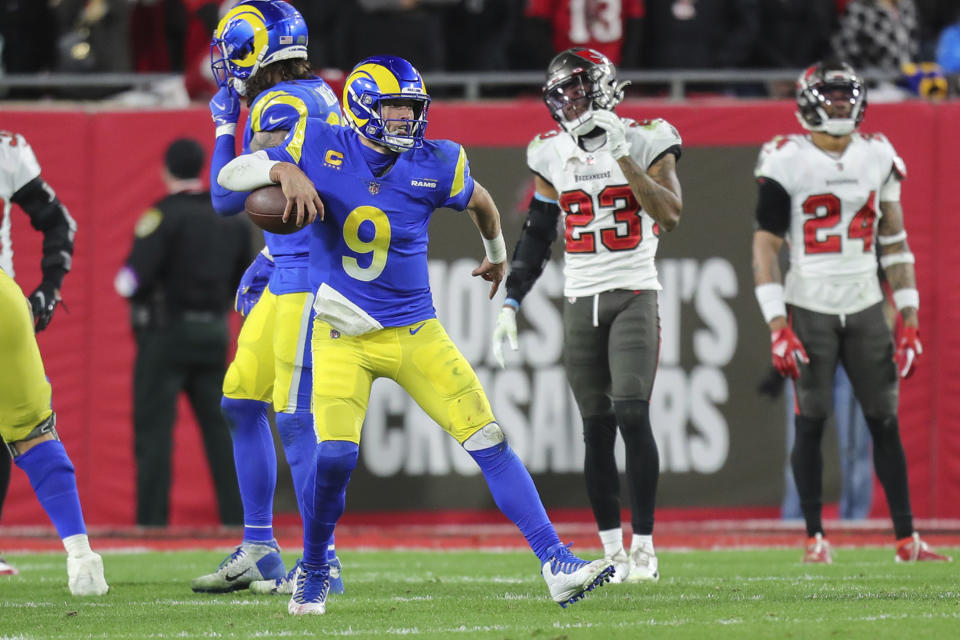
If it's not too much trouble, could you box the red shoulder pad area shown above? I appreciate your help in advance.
[535,130,562,141]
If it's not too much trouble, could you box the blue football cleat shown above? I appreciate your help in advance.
[249,557,301,595]
[191,540,285,593]
[328,555,344,595]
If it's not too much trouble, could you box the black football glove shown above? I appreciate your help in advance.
[756,365,786,399]
[28,281,60,332]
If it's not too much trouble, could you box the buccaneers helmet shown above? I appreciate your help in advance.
[543,47,628,135]
[796,61,866,137]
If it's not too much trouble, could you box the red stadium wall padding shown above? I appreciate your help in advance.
[931,102,960,517]
[0,100,955,525]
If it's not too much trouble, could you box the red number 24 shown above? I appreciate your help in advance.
[802,191,876,254]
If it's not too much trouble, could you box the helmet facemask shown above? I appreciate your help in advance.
[796,63,866,137]
[374,96,431,152]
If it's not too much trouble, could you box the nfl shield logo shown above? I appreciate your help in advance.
[329,329,340,339]
[368,181,380,195]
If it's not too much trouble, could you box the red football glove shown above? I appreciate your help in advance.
[895,325,923,379]
[771,327,809,379]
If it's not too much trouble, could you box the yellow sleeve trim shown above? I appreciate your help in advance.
[449,145,467,199]
[250,91,309,163]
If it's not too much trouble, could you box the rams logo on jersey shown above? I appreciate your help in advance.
[410,179,437,188]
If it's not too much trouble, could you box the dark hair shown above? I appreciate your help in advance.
[164,138,205,179]
[244,59,315,106]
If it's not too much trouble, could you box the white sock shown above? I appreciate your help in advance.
[598,527,624,556]
[631,534,654,553]
[63,533,92,557]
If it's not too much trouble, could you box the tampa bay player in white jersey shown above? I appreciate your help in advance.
[0,130,108,593]
[490,47,683,583]
[752,60,950,564]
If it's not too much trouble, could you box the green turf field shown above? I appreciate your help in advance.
[1,548,958,639]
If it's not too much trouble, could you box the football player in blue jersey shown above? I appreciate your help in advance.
[219,55,616,615]
[191,0,343,595]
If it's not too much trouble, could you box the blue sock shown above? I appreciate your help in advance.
[276,412,336,559]
[469,442,561,564]
[302,440,357,566]
[15,440,86,539]
[275,411,316,520]
[221,397,275,543]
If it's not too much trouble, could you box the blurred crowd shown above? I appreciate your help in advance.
[1,0,959,101]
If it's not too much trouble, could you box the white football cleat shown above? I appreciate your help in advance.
[0,556,19,576]
[624,542,659,583]
[605,548,630,583]
[67,552,109,596]
[541,543,615,607]
[288,563,330,616]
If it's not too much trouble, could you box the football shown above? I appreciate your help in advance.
[244,185,303,235]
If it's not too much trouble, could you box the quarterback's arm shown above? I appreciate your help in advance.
[465,181,506,300]
[210,131,292,215]
[217,149,322,226]
[877,200,918,328]
[503,174,560,309]
[619,150,682,232]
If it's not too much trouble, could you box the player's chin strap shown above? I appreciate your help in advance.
[4,413,59,459]
[571,114,608,153]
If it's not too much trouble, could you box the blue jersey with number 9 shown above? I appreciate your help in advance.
[264,117,475,327]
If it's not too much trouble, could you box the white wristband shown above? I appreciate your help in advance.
[483,231,507,264]
[217,150,279,191]
[878,230,907,246]
[879,251,915,269]
[755,283,787,324]
[215,123,237,137]
[893,288,919,311]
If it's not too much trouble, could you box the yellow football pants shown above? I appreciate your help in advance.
[0,269,53,444]
[311,318,495,444]
[222,286,315,413]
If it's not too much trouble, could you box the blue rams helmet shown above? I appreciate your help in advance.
[342,56,431,153]
[210,0,308,95]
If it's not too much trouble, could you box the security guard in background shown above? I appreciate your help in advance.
[115,138,250,526]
